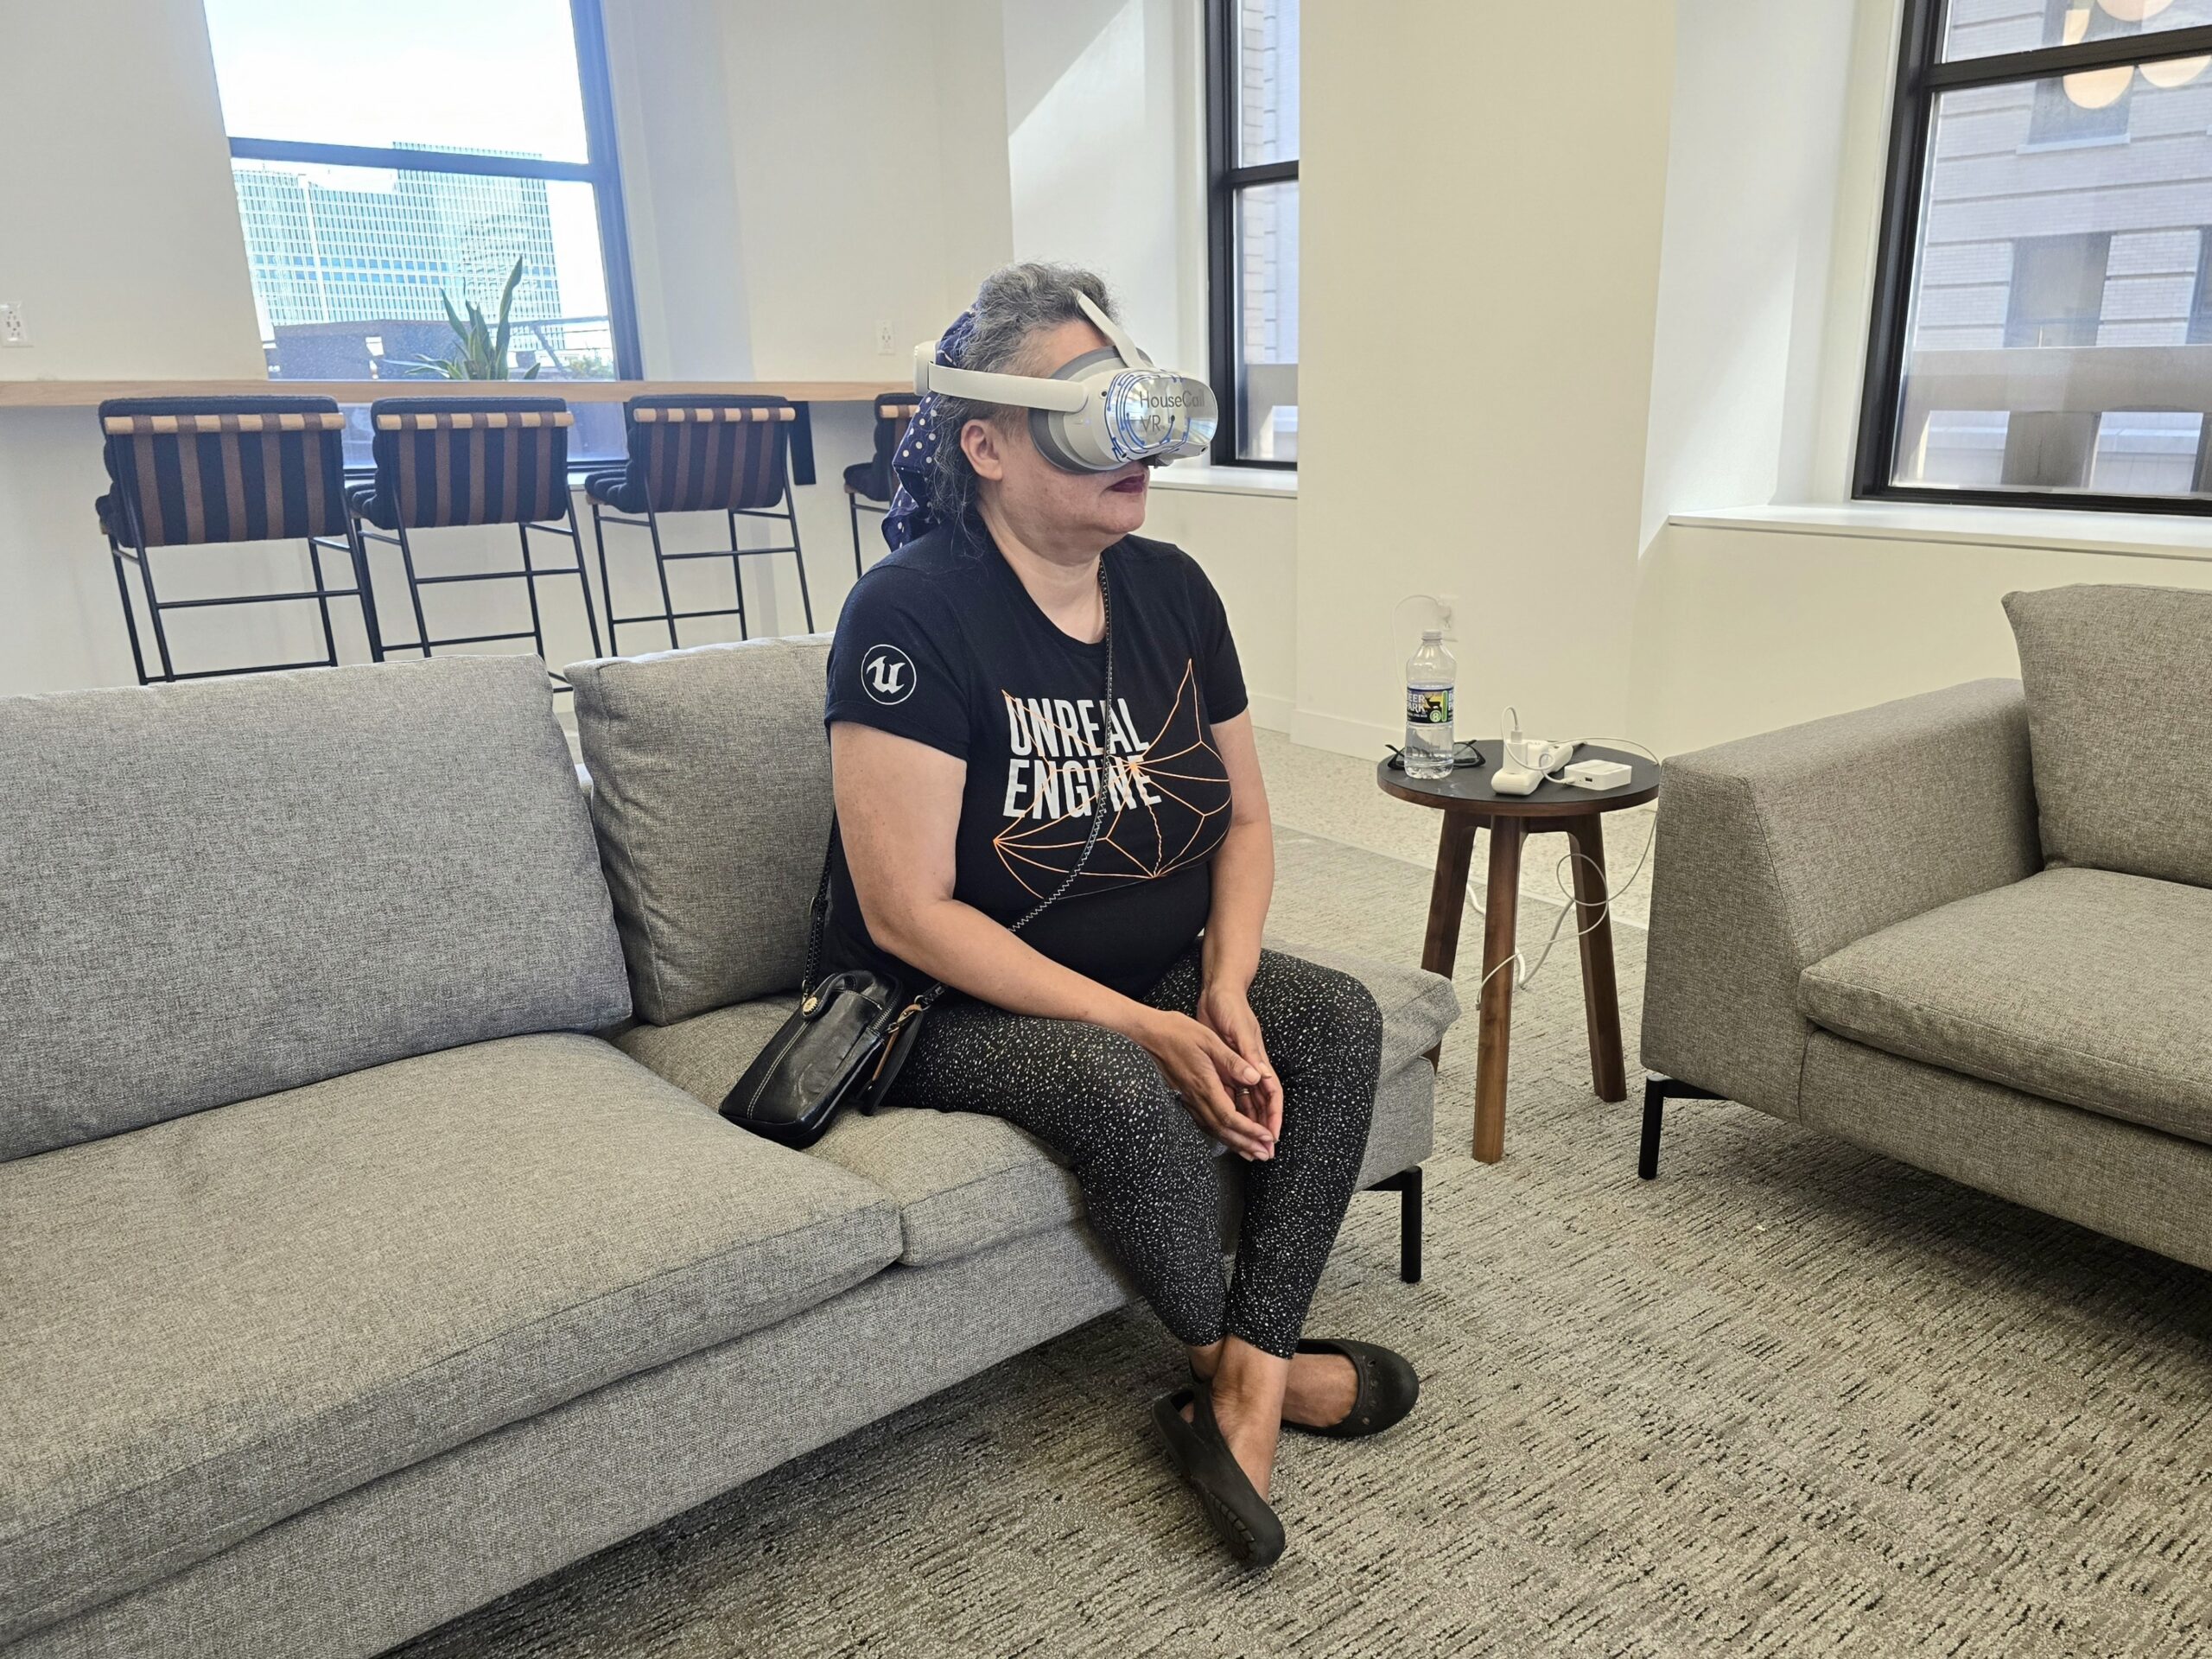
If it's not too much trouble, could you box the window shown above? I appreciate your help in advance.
[1859,0,2212,511]
[201,0,639,389]
[1205,0,1300,466]
[2004,232,2111,346]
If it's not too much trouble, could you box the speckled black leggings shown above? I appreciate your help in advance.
[886,944,1383,1358]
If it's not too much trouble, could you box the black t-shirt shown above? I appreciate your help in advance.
[821,524,1248,1000]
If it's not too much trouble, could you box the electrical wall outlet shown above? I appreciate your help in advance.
[1435,592,1459,632]
[875,320,895,355]
[0,303,28,347]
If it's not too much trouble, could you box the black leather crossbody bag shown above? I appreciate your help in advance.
[720,568,1116,1148]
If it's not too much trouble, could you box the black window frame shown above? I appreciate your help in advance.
[213,0,643,381]
[1204,0,1298,470]
[1858,0,2212,516]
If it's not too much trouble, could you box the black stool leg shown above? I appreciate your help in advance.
[785,494,814,632]
[724,508,749,641]
[304,537,340,668]
[393,523,434,658]
[1641,1076,1724,1180]
[346,521,385,664]
[131,537,181,683]
[564,498,604,657]
[645,510,680,651]
[849,493,865,581]
[590,498,620,656]
[107,536,152,687]
[516,523,550,663]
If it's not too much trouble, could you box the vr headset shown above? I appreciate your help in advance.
[914,291,1218,473]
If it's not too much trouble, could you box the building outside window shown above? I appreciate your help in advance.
[1862,0,2212,510]
[200,0,637,394]
[1206,0,1300,465]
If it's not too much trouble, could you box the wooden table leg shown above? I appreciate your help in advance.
[1473,817,1523,1163]
[1420,814,1478,1068]
[1564,813,1627,1103]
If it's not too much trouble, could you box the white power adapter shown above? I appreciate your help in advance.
[1562,759,1634,791]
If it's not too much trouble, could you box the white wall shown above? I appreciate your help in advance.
[1637,514,2212,754]
[1001,0,1206,372]
[603,0,757,381]
[1638,0,1860,545]
[1293,0,1678,756]
[1143,480,1297,731]
[0,0,263,384]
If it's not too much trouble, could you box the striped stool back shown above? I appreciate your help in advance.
[362,397,574,530]
[620,396,795,514]
[98,397,350,548]
[869,394,921,500]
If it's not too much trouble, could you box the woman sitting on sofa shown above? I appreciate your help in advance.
[819,262,1416,1567]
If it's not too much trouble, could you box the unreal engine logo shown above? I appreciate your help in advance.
[861,644,917,705]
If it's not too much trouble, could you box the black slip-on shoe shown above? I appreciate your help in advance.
[1282,1338,1420,1439]
[1150,1386,1287,1567]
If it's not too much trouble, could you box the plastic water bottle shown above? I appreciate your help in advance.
[1404,631,1456,779]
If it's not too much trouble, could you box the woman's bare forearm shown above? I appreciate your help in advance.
[1200,816,1274,995]
[872,896,1157,1040]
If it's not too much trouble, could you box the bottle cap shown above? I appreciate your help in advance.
[1421,628,1443,641]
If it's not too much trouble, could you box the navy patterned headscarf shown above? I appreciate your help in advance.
[882,305,978,552]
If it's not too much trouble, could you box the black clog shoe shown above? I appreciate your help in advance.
[1282,1338,1420,1439]
[1150,1386,1287,1567]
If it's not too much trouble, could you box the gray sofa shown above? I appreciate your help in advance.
[1639,583,2212,1274]
[2,643,1458,1659]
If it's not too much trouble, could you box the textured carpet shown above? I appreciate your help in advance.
[395,826,2212,1659]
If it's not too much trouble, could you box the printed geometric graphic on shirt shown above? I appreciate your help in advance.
[991,659,1232,899]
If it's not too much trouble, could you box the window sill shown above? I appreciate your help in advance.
[1150,463,1298,499]
[1669,501,2212,563]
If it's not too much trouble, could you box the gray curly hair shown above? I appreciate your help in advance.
[930,262,1116,533]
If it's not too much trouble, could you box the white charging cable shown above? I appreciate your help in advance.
[1465,734,1662,996]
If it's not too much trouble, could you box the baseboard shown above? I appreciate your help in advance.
[1246,690,1293,733]
[1289,705,1396,761]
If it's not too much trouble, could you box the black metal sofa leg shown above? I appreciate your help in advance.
[1371,1166,1423,1284]
[1640,1076,1724,1180]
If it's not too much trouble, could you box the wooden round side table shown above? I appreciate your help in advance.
[1376,744,1661,1163]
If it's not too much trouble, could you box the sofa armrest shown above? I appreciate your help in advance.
[1638,678,2038,1120]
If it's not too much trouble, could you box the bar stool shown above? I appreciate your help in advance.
[845,392,920,576]
[347,396,602,684]
[94,395,382,683]
[584,395,812,652]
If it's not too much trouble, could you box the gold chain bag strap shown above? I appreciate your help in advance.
[720,567,1116,1147]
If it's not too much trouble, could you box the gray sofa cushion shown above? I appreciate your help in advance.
[0,657,631,1163]
[1800,867,2212,1148]
[568,638,834,1024]
[615,939,1453,1267]
[2005,584,2212,889]
[0,1033,900,1646]
[617,996,1084,1268]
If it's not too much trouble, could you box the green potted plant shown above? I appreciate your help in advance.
[397,257,543,380]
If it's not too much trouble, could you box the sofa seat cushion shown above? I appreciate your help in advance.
[1799,868,2212,1148]
[0,1034,900,1647]
[614,939,1456,1268]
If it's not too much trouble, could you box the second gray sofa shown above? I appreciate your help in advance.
[1638,583,2212,1277]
